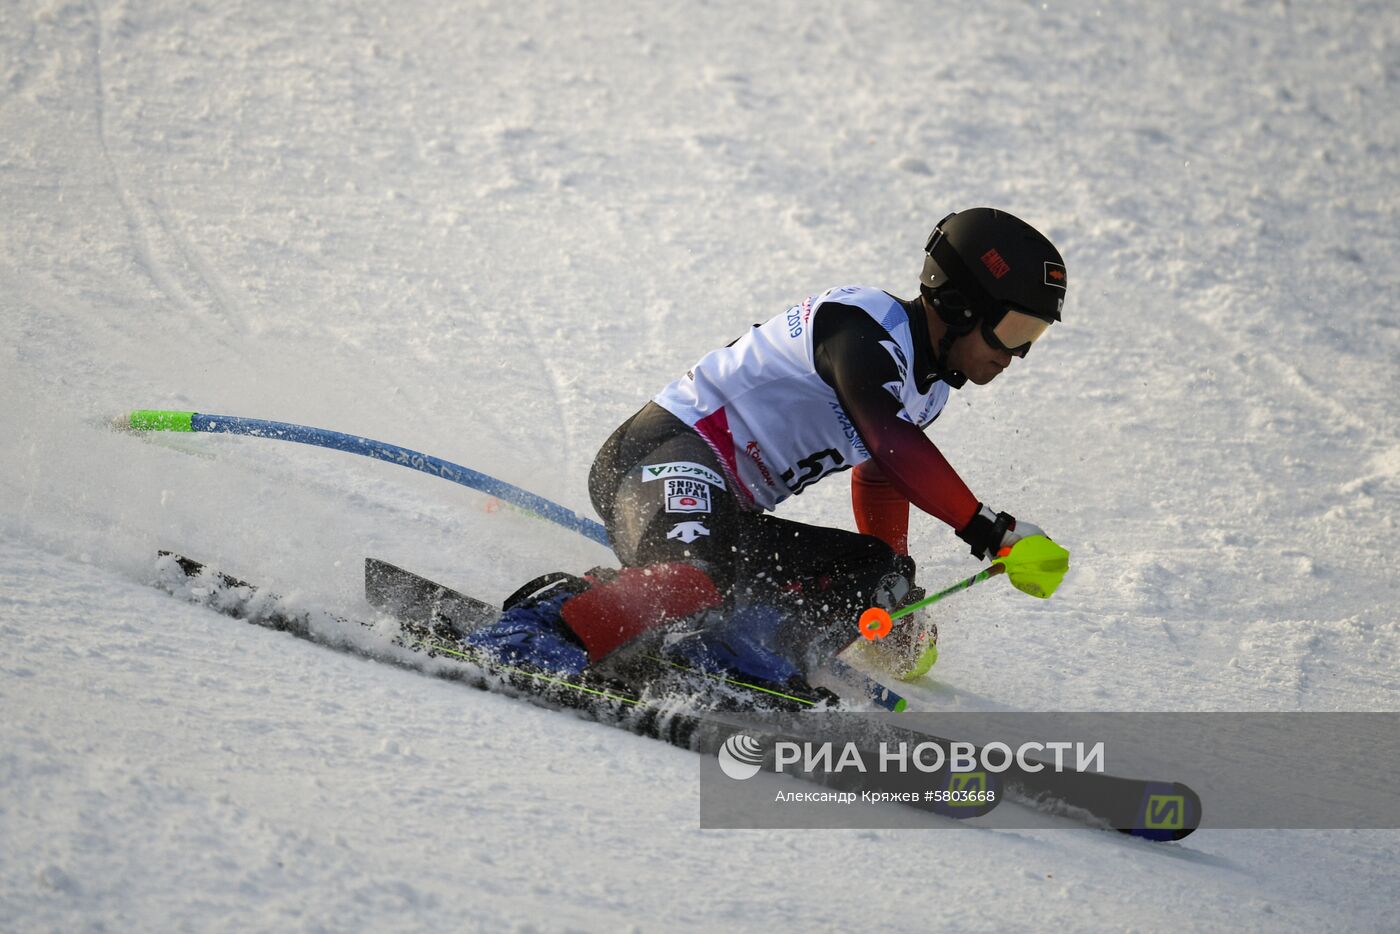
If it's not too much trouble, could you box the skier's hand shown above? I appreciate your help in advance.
[998,518,1047,556]
[956,504,1052,560]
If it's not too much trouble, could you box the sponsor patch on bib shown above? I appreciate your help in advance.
[641,461,727,490]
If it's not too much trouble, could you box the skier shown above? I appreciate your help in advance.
[468,208,1069,692]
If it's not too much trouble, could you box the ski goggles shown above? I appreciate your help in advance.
[983,307,1052,358]
[939,286,1053,357]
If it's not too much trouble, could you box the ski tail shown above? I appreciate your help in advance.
[363,558,498,637]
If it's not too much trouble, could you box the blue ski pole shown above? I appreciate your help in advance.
[115,409,610,546]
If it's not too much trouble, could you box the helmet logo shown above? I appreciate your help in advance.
[980,248,1011,279]
[1044,262,1067,289]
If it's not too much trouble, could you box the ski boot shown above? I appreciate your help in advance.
[662,603,841,706]
[461,573,592,675]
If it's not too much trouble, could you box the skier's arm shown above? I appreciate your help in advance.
[812,305,981,540]
[851,459,913,554]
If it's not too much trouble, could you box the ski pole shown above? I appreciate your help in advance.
[825,657,907,712]
[858,535,1070,641]
[113,409,612,546]
[858,565,1005,641]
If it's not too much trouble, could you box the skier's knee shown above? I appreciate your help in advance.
[560,563,723,661]
[875,553,919,609]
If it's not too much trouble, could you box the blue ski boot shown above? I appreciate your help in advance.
[663,603,804,688]
[462,579,589,676]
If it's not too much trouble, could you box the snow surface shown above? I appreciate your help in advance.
[2,0,1399,929]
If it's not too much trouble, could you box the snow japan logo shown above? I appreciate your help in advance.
[718,734,765,780]
[664,478,711,514]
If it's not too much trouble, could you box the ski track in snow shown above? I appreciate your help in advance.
[2,0,1399,930]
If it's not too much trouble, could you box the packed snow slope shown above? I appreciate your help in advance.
[3,0,1399,929]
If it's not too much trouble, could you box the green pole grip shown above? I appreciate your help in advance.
[127,410,195,432]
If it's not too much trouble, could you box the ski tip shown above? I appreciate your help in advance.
[1122,782,1203,842]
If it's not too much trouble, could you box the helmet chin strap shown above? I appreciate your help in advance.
[923,287,971,389]
[935,329,969,389]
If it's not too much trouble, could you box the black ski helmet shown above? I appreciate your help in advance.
[920,207,1066,335]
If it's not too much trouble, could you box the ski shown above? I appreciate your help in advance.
[152,552,1001,823]
[1003,752,1200,842]
[359,559,1201,841]
[363,557,499,641]
[154,553,1200,839]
